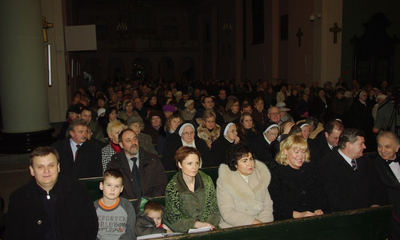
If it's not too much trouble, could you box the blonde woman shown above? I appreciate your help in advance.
[269,135,328,220]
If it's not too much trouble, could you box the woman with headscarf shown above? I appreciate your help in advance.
[348,90,375,151]
[252,122,280,167]
[211,123,240,166]
[161,123,214,171]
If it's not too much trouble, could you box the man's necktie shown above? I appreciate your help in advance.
[351,159,358,171]
[130,157,141,198]
[75,144,80,161]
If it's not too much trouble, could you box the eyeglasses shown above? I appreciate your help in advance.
[205,120,215,124]
[269,112,280,116]
[182,131,195,136]
[329,135,340,141]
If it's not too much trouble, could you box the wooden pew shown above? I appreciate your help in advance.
[132,205,391,240]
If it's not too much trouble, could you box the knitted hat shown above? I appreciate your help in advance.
[276,101,290,112]
[126,115,144,126]
[148,110,164,120]
[162,104,176,112]
[68,104,82,114]
[97,108,106,117]
[185,100,194,108]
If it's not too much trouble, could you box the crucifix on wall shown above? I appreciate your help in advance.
[329,23,342,44]
[42,17,53,43]
[296,28,303,47]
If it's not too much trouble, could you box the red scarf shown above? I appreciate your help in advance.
[110,140,122,153]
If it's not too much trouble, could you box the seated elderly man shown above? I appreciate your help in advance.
[374,131,400,204]
[319,128,388,212]
[4,146,98,240]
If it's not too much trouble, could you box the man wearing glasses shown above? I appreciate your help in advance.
[309,119,344,164]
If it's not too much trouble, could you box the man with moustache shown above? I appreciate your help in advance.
[374,131,400,204]
[4,146,98,240]
[319,128,388,212]
[52,119,102,178]
[107,129,167,199]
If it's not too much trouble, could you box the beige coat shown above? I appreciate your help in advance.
[217,160,274,228]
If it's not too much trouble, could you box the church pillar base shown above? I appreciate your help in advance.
[0,128,56,154]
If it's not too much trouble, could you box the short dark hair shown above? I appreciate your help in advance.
[225,142,253,171]
[102,168,123,185]
[201,95,214,104]
[338,128,365,149]
[175,146,201,169]
[144,201,164,215]
[69,119,88,132]
[325,119,344,135]
[118,128,136,143]
[30,146,59,166]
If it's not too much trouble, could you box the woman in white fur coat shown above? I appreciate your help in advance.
[216,142,274,228]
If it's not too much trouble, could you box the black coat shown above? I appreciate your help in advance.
[107,148,167,200]
[252,133,279,167]
[51,138,103,178]
[161,124,214,171]
[319,150,388,212]
[309,133,336,165]
[210,123,235,166]
[269,163,329,220]
[4,175,98,240]
[374,155,400,204]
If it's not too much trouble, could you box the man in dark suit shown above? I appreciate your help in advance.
[107,129,167,199]
[375,131,400,204]
[319,128,388,212]
[52,119,102,178]
[309,119,344,164]
[4,146,98,240]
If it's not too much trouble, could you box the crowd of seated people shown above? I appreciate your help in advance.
[4,77,400,239]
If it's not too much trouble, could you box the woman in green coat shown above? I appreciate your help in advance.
[165,146,220,232]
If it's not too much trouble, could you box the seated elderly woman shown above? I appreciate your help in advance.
[217,142,273,228]
[211,123,240,166]
[162,123,214,171]
[126,115,157,155]
[101,120,126,172]
[269,135,328,221]
[165,146,220,233]
[197,110,221,149]
[252,122,280,167]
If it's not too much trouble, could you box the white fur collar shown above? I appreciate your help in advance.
[217,160,271,212]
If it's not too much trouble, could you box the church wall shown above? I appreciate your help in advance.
[242,0,273,83]
[342,0,400,87]
[287,0,314,86]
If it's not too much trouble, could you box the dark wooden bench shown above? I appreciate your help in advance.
[134,205,391,239]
